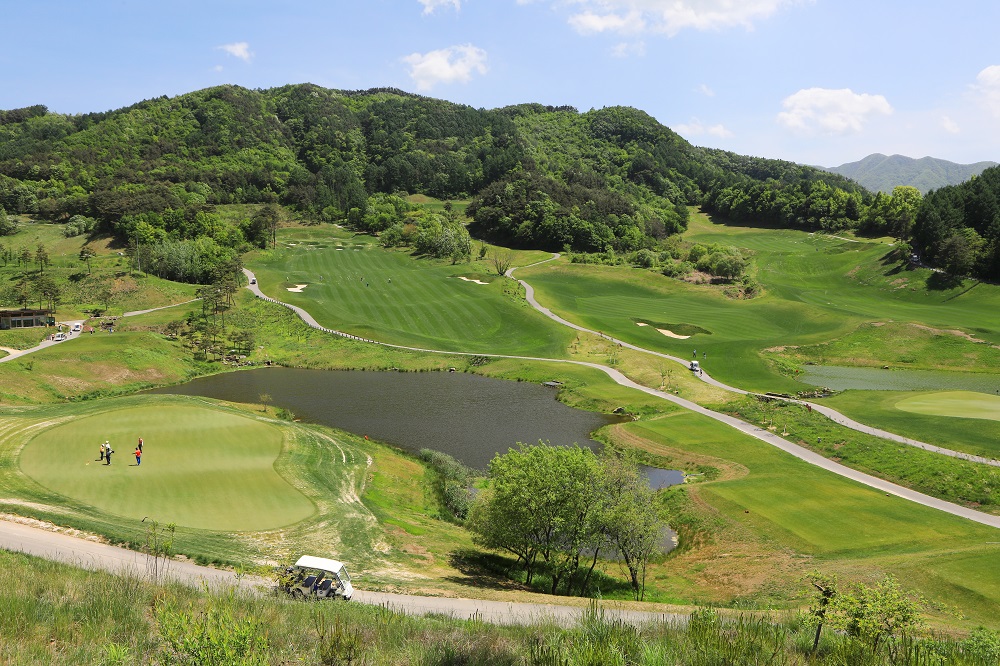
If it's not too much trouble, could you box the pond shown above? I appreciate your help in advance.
[148,368,621,470]
[799,365,1000,393]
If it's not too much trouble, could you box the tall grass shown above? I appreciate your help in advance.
[2,550,998,665]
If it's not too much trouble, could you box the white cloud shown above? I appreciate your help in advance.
[569,10,645,34]
[696,83,715,97]
[777,88,892,135]
[418,0,461,14]
[402,44,488,91]
[941,115,960,134]
[674,118,733,138]
[972,65,1000,116]
[610,40,646,57]
[558,0,805,37]
[217,42,252,62]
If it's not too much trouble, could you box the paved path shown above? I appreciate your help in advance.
[123,298,202,318]
[0,319,86,364]
[0,518,684,627]
[242,267,1000,530]
[507,254,1000,469]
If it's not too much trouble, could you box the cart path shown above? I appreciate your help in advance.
[0,297,200,366]
[0,319,86,364]
[0,517,685,627]
[507,254,1000,469]
[242,268,1000,530]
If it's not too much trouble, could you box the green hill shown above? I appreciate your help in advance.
[823,153,998,194]
[0,84,865,257]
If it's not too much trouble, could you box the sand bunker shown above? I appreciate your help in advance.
[657,328,690,339]
[635,322,690,339]
[457,276,488,285]
[286,284,308,292]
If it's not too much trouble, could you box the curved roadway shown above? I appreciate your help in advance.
[509,255,1000,469]
[0,518,683,627]
[3,261,999,628]
[242,266,1000,530]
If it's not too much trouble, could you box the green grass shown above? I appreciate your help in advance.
[18,403,315,531]
[0,330,204,404]
[249,230,573,356]
[7,549,997,666]
[625,412,1000,624]
[895,391,1000,421]
[822,390,1000,459]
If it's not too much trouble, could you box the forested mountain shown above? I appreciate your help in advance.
[4,83,994,280]
[823,153,998,194]
[912,165,1000,280]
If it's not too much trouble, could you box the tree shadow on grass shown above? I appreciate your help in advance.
[926,271,965,291]
[445,549,634,599]
[443,549,532,592]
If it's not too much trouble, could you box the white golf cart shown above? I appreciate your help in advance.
[279,555,354,601]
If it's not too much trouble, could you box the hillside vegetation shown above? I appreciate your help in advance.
[0,85,866,269]
[823,153,997,194]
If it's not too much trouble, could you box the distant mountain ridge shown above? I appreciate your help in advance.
[822,153,997,194]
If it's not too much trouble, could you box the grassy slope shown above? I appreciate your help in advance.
[249,228,572,356]
[624,413,1000,626]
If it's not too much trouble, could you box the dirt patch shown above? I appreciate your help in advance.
[0,513,107,542]
[910,323,987,344]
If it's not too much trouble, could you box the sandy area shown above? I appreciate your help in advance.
[457,276,488,285]
[636,322,690,339]
[286,284,308,292]
[657,328,690,339]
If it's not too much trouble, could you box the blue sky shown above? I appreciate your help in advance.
[3,0,999,167]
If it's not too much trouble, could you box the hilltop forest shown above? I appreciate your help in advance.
[0,83,997,280]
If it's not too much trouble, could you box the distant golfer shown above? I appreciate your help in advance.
[134,447,141,466]
[99,442,105,462]
[693,349,697,358]
[105,444,114,465]
[138,437,143,453]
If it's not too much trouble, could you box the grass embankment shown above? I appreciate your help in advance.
[614,411,1000,627]
[248,228,573,356]
[10,550,1000,666]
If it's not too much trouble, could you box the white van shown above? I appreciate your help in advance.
[71,323,82,333]
[53,333,67,342]
[689,360,700,372]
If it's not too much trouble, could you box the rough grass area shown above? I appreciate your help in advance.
[766,321,1000,374]
[2,549,999,665]
[623,412,1000,627]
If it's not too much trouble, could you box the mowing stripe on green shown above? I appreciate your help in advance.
[19,404,315,531]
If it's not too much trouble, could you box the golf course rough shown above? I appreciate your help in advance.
[19,404,316,531]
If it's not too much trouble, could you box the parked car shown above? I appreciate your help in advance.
[53,333,67,342]
[278,555,354,601]
[689,360,700,372]
[249,278,257,284]
[71,323,82,333]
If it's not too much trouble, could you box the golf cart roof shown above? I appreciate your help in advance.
[294,555,346,572]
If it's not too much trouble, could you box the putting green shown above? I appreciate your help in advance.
[19,404,315,531]
[895,391,1000,422]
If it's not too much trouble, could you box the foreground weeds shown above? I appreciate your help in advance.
[1,551,999,666]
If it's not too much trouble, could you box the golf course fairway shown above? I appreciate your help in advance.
[895,391,1000,422]
[18,404,315,531]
